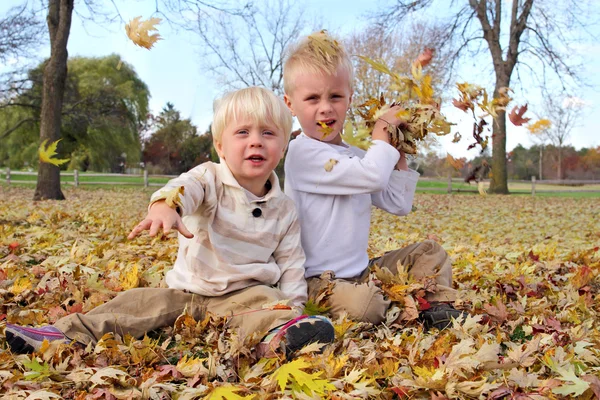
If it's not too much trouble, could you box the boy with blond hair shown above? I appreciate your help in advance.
[282,31,465,330]
[6,86,334,357]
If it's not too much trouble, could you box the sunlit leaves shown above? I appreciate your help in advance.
[1,188,599,398]
[125,16,162,49]
[354,49,452,155]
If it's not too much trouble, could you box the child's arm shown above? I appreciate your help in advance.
[128,165,209,239]
[286,136,400,196]
[273,210,308,307]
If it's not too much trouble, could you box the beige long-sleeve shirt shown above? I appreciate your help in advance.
[151,161,307,306]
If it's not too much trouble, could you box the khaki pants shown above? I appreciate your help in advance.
[54,285,299,345]
[307,240,456,325]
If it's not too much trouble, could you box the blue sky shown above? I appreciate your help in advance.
[3,0,599,159]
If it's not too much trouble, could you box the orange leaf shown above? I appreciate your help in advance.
[508,104,531,126]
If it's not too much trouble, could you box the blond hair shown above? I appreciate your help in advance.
[212,86,293,143]
[283,30,354,94]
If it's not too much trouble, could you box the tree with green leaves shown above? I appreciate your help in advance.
[0,54,150,172]
[143,103,215,174]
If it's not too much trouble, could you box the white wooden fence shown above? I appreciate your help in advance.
[2,168,599,195]
[0,168,176,188]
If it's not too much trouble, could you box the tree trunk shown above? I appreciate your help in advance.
[488,81,510,194]
[33,0,74,201]
[558,146,563,180]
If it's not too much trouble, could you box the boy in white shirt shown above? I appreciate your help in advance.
[6,87,333,358]
[282,31,465,330]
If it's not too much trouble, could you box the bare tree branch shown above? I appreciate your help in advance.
[0,4,45,63]
[189,0,307,95]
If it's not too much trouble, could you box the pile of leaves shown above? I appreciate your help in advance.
[1,187,599,399]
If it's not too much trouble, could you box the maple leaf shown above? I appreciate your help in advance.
[206,385,255,399]
[271,358,335,396]
[318,121,334,139]
[446,154,464,171]
[125,16,162,49]
[508,104,531,126]
[552,364,590,396]
[23,357,53,381]
[483,297,509,323]
[527,118,552,134]
[119,263,140,290]
[415,47,434,68]
[39,139,70,166]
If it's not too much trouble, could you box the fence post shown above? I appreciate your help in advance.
[144,169,149,188]
[73,169,79,187]
[531,176,536,197]
[447,173,452,194]
[5,168,10,185]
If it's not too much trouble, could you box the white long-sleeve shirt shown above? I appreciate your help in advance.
[151,161,307,306]
[284,134,419,279]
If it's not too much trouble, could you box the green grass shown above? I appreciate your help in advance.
[0,170,170,186]
[2,170,599,198]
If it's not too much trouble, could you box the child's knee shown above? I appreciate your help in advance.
[330,282,388,324]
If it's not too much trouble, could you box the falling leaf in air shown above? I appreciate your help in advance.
[508,104,531,126]
[415,47,434,68]
[125,16,162,49]
[39,139,70,166]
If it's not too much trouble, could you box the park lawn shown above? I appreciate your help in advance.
[1,187,599,398]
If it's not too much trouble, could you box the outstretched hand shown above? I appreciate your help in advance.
[127,200,194,240]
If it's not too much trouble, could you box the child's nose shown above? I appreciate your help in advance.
[319,100,333,114]
[249,133,264,146]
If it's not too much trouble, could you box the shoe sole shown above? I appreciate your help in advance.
[284,320,335,358]
[421,310,467,331]
[6,330,36,354]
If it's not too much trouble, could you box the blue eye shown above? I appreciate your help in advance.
[263,130,276,136]
[237,130,248,135]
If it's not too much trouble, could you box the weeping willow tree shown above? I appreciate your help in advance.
[0,54,149,173]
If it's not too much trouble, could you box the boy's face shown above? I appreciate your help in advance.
[284,67,352,145]
[215,117,286,195]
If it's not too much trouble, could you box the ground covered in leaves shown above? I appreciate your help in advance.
[1,187,599,399]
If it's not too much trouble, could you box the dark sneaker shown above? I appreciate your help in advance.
[419,303,467,331]
[5,324,70,354]
[256,315,335,359]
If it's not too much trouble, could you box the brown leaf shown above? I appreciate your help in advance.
[415,47,434,68]
[508,104,531,126]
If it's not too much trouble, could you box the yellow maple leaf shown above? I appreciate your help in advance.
[317,121,334,139]
[39,139,70,166]
[119,263,139,290]
[10,276,33,295]
[125,16,162,49]
[271,358,335,395]
[527,118,552,134]
[206,385,256,399]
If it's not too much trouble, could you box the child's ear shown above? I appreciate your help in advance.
[214,140,225,159]
[284,94,295,116]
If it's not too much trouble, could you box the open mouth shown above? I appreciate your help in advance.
[317,120,336,128]
[247,155,265,162]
